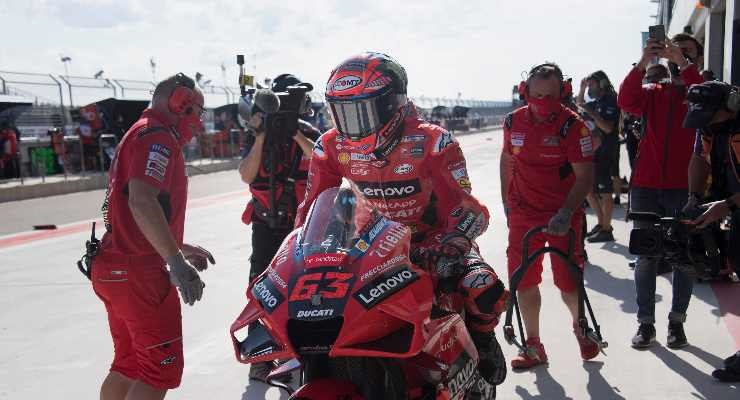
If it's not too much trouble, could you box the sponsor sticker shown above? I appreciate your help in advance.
[542,136,560,147]
[365,76,392,89]
[332,75,362,92]
[351,153,375,162]
[355,239,370,252]
[410,145,424,157]
[360,254,407,282]
[145,143,171,183]
[350,166,369,176]
[457,177,471,190]
[370,225,407,258]
[357,179,422,199]
[367,217,390,242]
[433,131,456,153]
[580,127,589,137]
[394,163,413,175]
[511,138,524,147]
[353,265,419,309]
[402,134,426,143]
[338,152,350,164]
[580,136,594,156]
[451,167,468,180]
[304,253,347,268]
[512,147,522,155]
[252,276,285,314]
[296,309,334,319]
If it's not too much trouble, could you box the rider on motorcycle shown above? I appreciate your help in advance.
[295,52,508,387]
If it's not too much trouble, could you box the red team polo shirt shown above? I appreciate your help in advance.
[503,106,594,216]
[101,109,188,259]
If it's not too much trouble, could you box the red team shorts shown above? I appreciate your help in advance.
[92,252,183,389]
[506,212,585,292]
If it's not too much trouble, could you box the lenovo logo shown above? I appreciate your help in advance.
[356,179,421,199]
[353,265,418,309]
[252,278,284,314]
[448,357,476,396]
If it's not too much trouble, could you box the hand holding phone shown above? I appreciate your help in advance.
[648,25,666,42]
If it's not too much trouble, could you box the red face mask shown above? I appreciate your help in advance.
[176,114,204,145]
[528,95,561,118]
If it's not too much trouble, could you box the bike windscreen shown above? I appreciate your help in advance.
[300,186,376,257]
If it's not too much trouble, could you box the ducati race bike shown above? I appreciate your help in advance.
[230,187,496,399]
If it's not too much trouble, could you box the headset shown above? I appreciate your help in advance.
[517,63,573,101]
[168,73,197,115]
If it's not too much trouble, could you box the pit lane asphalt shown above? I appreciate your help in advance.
[0,129,737,399]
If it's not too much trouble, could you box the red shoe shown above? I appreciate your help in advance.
[573,323,599,360]
[511,337,548,370]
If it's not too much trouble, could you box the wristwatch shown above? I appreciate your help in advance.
[725,197,739,213]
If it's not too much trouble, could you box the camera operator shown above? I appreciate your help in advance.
[577,70,619,243]
[681,81,740,382]
[236,73,318,381]
[618,34,704,350]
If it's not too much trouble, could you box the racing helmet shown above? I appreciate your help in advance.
[325,52,408,154]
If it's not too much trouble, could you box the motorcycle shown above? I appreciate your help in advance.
[230,187,496,399]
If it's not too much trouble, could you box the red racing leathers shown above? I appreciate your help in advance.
[296,104,506,333]
[617,64,703,190]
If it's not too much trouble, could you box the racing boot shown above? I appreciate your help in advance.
[573,322,600,360]
[470,331,507,386]
[510,337,548,370]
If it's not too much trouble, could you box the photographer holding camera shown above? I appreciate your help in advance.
[618,33,704,350]
[682,81,740,382]
[237,73,319,381]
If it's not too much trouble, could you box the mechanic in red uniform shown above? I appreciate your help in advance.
[93,73,215,400]
[295,52,508,388]
[500,63,598,369]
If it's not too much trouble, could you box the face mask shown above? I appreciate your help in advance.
[528,95,561,118]
[176,114,204,144]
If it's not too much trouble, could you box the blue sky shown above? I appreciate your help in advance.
[0,0,657,106]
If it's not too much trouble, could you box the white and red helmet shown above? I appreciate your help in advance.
[325,52,408,154]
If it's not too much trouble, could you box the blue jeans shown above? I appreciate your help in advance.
[630,187,694,324]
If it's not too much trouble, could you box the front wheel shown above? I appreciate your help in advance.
[301,356,406,400]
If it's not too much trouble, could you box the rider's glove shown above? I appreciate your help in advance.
[166,251,204,306]
[546,208,573,236]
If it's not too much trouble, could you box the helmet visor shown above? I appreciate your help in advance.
[328,91,404,140]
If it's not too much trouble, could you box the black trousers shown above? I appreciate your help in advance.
[249,222,293,282]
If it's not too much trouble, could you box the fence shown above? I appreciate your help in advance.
[0,128,249,186]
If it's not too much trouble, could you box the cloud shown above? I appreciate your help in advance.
[0,0,658,105]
